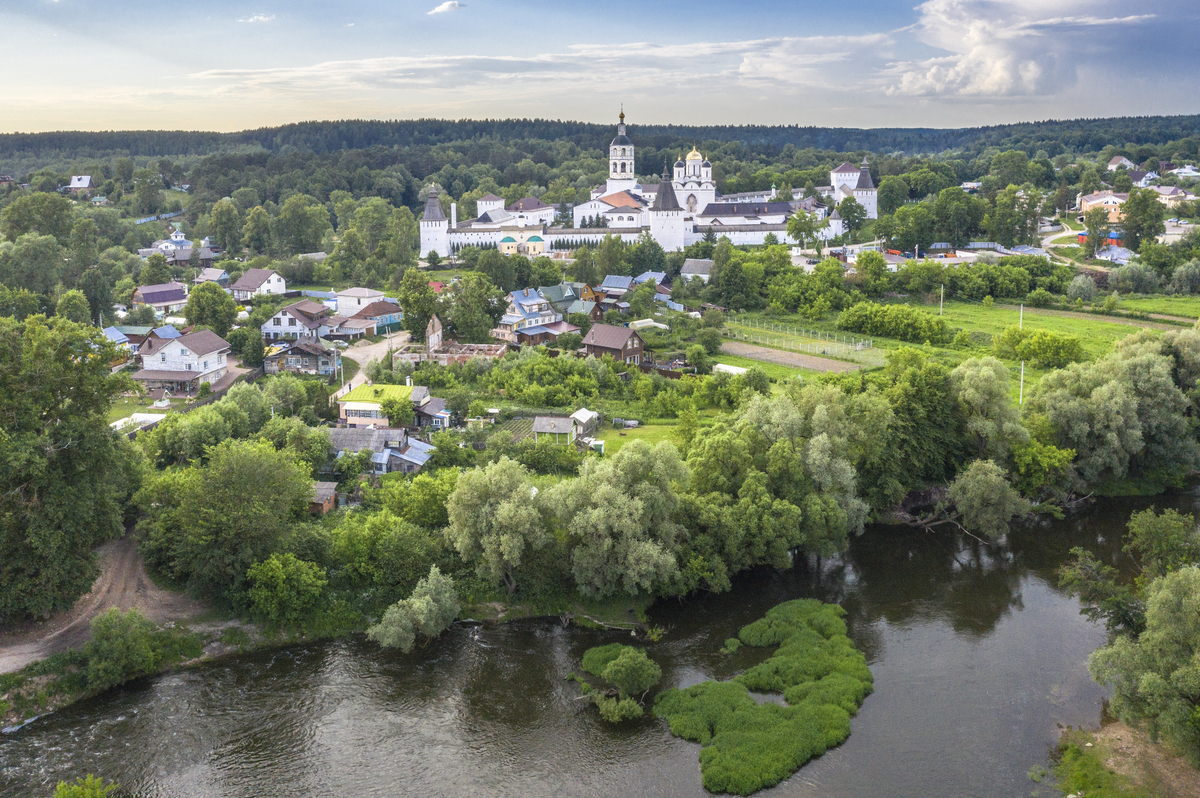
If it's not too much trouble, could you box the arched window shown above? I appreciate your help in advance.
[620,148,626,156]
[620,163,626,173]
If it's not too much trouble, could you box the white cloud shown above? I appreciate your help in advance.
[427,1,465,15]
[886,0,1162,97]
[238,14,275,23]
[191,33,892,97]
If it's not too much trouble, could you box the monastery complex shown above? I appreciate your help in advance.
[420,112,878,258]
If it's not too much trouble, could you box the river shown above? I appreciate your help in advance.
[3,493,1192,798]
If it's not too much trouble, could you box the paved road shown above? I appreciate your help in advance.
[720,341,862,373]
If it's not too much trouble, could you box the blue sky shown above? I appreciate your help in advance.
[1,0,1197,132]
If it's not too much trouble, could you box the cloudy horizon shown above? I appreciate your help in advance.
[0,0,1197,133]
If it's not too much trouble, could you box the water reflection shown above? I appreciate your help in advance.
[3,493,1197,798]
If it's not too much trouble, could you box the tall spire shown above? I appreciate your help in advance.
[422,187,445,222]
[653,166,680,212]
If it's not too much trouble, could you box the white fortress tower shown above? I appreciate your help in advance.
[419,187,449,258]
[649,166,686,251]
[673,147,716,213]
[605,111,638,194]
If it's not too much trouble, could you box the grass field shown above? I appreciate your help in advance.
[937,301,1144,358]
[107,396,181,423]
[1118,295,1200,319]
[595,422,678,454]
[724,321,884,366]
[712,353,810,381]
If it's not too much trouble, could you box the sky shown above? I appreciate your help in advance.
[1,0,1198,133]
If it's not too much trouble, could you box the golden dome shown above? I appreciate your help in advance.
[685,147,703,161]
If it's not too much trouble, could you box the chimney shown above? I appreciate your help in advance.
[451,203,457,228]
[405,375,412,387]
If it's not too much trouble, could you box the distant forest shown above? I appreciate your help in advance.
[4,115,1200,170]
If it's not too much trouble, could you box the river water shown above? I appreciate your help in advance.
[3,493,1193,798]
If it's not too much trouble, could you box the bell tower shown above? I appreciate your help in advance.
[605,110,638,194]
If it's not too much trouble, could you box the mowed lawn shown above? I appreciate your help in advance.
[595,422,679,455]
[938,301,1150,358]
[1118,295,1200,319]
[712,353,810,381]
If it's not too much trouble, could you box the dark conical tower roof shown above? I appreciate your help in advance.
[422,188,446,222]
[652,166,680,211]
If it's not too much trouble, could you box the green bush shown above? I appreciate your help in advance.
[54,775,119,798]
[835,301,950,344]
[993,325,1085,368]
[367,565,460,653]
[246,553,328,626]
[85,608,160,692]
[579,643,663,722]
[654,600,873,795]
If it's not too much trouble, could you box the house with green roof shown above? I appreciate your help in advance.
[338,382,436,428]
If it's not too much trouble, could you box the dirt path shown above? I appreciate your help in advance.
[720,341,862,373]
[994,303,1182,331]
[0,536,207,674]
[1094,722,1200,798]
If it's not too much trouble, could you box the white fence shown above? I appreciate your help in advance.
[724,316,876,359]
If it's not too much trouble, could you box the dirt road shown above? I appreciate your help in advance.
[0,536,206,674]
[720,341,862,373]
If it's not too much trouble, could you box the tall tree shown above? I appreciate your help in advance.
[55,289,92,324]
[837,196,868,242]
[1121,188,1166,252]
[184,281,237,336]
[242,206,274,255]
[932,187,986,248]
[208,198,242,255]
[1,192,74,244]
[397,266,439,340]
[877,175,909,216]
[446,272,504,342]
[444,456,549,594]
[0,316,137,623]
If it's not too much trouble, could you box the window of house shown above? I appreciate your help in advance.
[160,353,166,362]
[218,354,224,363]
[180,349,186,356]
[186,363,192,370]
[203,360,208,370]
[273,318,281,325]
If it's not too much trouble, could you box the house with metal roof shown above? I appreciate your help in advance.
[492,287,564,343]
[132,329,231,394]
[132,282,189,314]
[681,259,714,283]
[532,416,576,445]
[230,269,286,301]
[193,267,229,286]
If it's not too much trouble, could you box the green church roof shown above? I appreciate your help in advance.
[500,236,517,243]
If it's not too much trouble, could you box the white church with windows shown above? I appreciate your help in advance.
[420,112,878,258]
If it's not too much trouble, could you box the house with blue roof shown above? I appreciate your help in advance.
[492,287,573,344]
[634,271,667,286]
[599,275,634,297]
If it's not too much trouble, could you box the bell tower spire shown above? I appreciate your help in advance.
[606,108,637,194]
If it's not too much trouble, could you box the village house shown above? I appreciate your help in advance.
[338,383,430,427]
[132,281,189,315]
[310,482,339,515]
[532,416,576,445]
[336,287,385,316]
[326,427,435,475]
[492,287,578,345]
[263,340,339,376]
[681,258,713,283]
[1078,190,1128,224]
[582,324,646,365]
[351,299,404,333]
[261,299,372,342]
[193,267,230,287]
[132,329,231,395]
[230,268,286,301]
[1107,156,1137,171]
[67,175,95,194]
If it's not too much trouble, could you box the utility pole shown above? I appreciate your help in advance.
[939,284,944,316]
[1020,304,1023,330]
[1020,361,1025,405]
